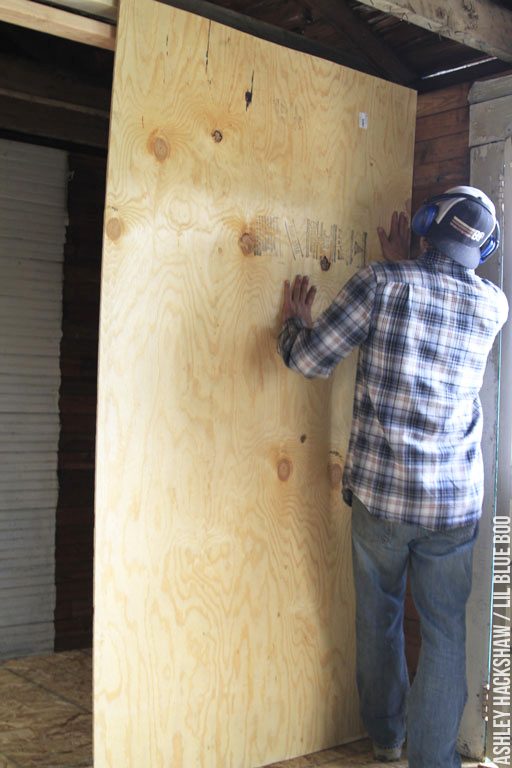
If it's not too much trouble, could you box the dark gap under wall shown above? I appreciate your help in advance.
[54,153,106,651]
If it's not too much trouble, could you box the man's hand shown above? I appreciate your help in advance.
[282,274,317,327]
[377,211,410,262]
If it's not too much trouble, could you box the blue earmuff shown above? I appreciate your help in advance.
[412,192,500,264]
[479,221,500,263]
[411,203,438,237]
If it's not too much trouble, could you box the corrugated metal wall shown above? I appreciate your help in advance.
[0,138,68,659]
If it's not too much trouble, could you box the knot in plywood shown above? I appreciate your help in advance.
[211,129,223,143]
[277,458,292,482]
[148,131,170,162]
[239,231,257,256]
[106,217,123,241]
[329,463,343,490]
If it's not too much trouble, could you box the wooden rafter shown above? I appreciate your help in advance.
[43,0,117,21]
[0,50,110,146]
[354,0,512,64]
[3,0,511,70]
[312,0,416,84]
[0,0,116,49]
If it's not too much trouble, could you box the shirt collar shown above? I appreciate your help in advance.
[418,248,473,275]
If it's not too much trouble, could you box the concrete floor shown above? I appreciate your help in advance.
[0,650,482,768]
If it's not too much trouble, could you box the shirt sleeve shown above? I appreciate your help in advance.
[277,264,377,379]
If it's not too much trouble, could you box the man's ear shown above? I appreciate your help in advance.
[419,237,430,253]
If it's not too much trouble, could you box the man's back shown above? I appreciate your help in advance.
[278,248,508,529]
[345,248,508,529]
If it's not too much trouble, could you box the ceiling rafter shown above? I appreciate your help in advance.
[0,0,115,49]
[353,0,512,63]
[311,0,416,84]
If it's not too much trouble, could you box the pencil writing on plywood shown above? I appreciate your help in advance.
[248,215,367,267]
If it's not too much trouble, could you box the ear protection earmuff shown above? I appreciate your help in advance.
[479,221,500,261]
[412,191,500,264]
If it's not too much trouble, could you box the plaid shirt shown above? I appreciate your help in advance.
[278,250,508,530]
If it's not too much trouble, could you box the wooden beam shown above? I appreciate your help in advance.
[0,93,109,147]
[354,0,512,64]
[312,0,416,84]
[0,0,116,50]
[469,73,512,104]
[0,53,110,147]
[0,53,111,112]
[43,0,117,22]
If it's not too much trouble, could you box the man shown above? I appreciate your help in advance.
[277,187,508,768]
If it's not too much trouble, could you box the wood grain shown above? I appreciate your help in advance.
[94,2,416,766]
[416,83,471,119]
[415,106,468,143]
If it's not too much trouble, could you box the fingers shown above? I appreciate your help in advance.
[290,275,311,303]
[390,210,399,240]
[377,226,388,247]
[299,275,310,303]
[291,274,302,303]
[284,275,317,319]
[398,211,409,240]
[305,286,317,308]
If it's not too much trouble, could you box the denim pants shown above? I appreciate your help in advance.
[351,496,478,768]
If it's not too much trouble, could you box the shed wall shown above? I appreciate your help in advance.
[0,138,67,659]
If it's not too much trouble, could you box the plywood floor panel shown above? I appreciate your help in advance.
[0,653,92,768]
[95,2,416,767]
[0,651,483,768]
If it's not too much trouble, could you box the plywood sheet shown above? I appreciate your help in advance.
[94,2,416,766]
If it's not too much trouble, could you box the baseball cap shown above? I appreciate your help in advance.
[427,186,497,269]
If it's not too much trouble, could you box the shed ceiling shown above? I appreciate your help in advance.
[0,0,511,92]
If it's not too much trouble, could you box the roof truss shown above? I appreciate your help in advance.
[354,0,512,63]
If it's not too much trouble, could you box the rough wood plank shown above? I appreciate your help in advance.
[416,83,470,118]
[312,0,416,84]
[0,53,112,113]
[0,94,109,149]
[412,156,470,189]
[43,0,118,21]
[469,94,512,146]
[0,0,116,49]
[415,106,468,143]
[355,0,512,63]
[94,1,416,766]
[469,73,512,104]
[414,131,469,166]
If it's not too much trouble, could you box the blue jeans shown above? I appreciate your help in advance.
[351,496,478,768]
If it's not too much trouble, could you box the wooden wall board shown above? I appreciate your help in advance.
[415,106,469,143]
[94,1,416,766]
[469,94,512,146]
[411,85,470,222]
[415,82,471,119]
